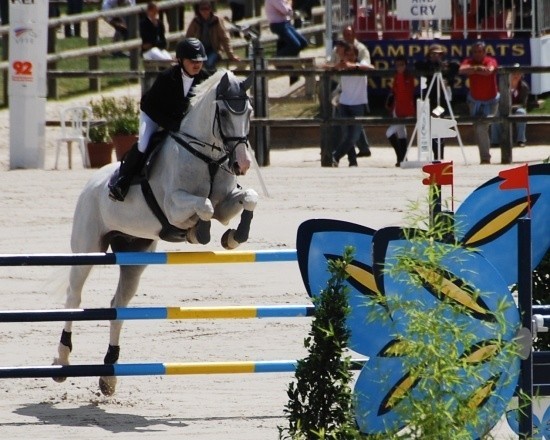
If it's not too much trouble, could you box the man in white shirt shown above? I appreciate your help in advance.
[330,26,373,158]
[331,44,374,167]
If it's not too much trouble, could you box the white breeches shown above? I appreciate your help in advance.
[386,124,407,139]
[138,112,159,152]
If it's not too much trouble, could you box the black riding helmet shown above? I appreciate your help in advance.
[176,38,207,61]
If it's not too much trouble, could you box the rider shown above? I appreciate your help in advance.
[108,37,210,202]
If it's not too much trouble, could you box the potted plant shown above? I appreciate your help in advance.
[87,98,114,168]
[108,96,140,161]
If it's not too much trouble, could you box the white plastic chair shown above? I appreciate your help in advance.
[55,106,92,169]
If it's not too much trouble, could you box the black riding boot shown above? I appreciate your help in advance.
[108,143,145,202]
[388,134,402,167]
[397,138,408,165]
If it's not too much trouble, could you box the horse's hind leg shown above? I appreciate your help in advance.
[216,188,258,250]
[99,236,157,396]
[52,264,94,382]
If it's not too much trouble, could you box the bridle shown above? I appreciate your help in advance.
[170,96,252,196]
[213,96,252,160]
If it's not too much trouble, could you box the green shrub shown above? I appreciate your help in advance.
[87,96,139,141]
[279,247,360,440]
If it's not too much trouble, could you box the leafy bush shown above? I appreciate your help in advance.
[109,96,140,136]
[279,247,360,440]
[88,96,139,141]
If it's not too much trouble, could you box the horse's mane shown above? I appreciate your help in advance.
[189,70,229,107]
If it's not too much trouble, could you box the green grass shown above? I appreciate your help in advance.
[53,36,140,100]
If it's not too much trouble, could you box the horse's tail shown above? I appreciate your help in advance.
[42,267,72,303]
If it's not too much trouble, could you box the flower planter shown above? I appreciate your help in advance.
[112,134,138,161]
[87,142,113,168]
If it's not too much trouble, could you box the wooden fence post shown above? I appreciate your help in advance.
[88,20,100,92]
[128,13,140,72]
[499,72,512,164]
[252,43,269,166]
[319,70,333,167]
[1,33,7,106]
[47,14,58,99]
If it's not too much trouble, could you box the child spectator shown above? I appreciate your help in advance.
[385,55,415,167]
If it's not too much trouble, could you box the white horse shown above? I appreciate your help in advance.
[53,70,258,395]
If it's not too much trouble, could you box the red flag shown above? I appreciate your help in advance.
[422,162,453,186]
[499,164,529,190]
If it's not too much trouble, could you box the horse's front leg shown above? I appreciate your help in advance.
[167,190,215,245]
[215,188,258,250]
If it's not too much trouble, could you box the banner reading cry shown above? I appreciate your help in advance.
[395,0,452,20]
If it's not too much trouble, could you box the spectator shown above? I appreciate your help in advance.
[385,55,415,167]
[329,26,373,158]
[491,65,530,148]
[265,0,308,57]
[140,1,172,60]
[185,0,240,73]
[102,0,136,57]
[459,41,499,165]
[229,0,247,23]
[331,44,374,168]
[415,43,459,160]
[65,0,83,37]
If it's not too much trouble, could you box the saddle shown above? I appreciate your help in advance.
[109,130,189,243]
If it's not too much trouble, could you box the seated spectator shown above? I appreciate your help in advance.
[265,0,308,57]
[185,0,240,73]
[491,66,530,147]
[140,1,172,60]
[102,0,136,57]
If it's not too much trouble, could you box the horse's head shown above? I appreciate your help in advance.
[214,72,253,176]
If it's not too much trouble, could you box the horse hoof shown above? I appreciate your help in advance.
[52,357,68,383]
[221,229,240,250]
[195,220,211,244]
[99,376,117,396]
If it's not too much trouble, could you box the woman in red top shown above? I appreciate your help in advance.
[385,55,416,167]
